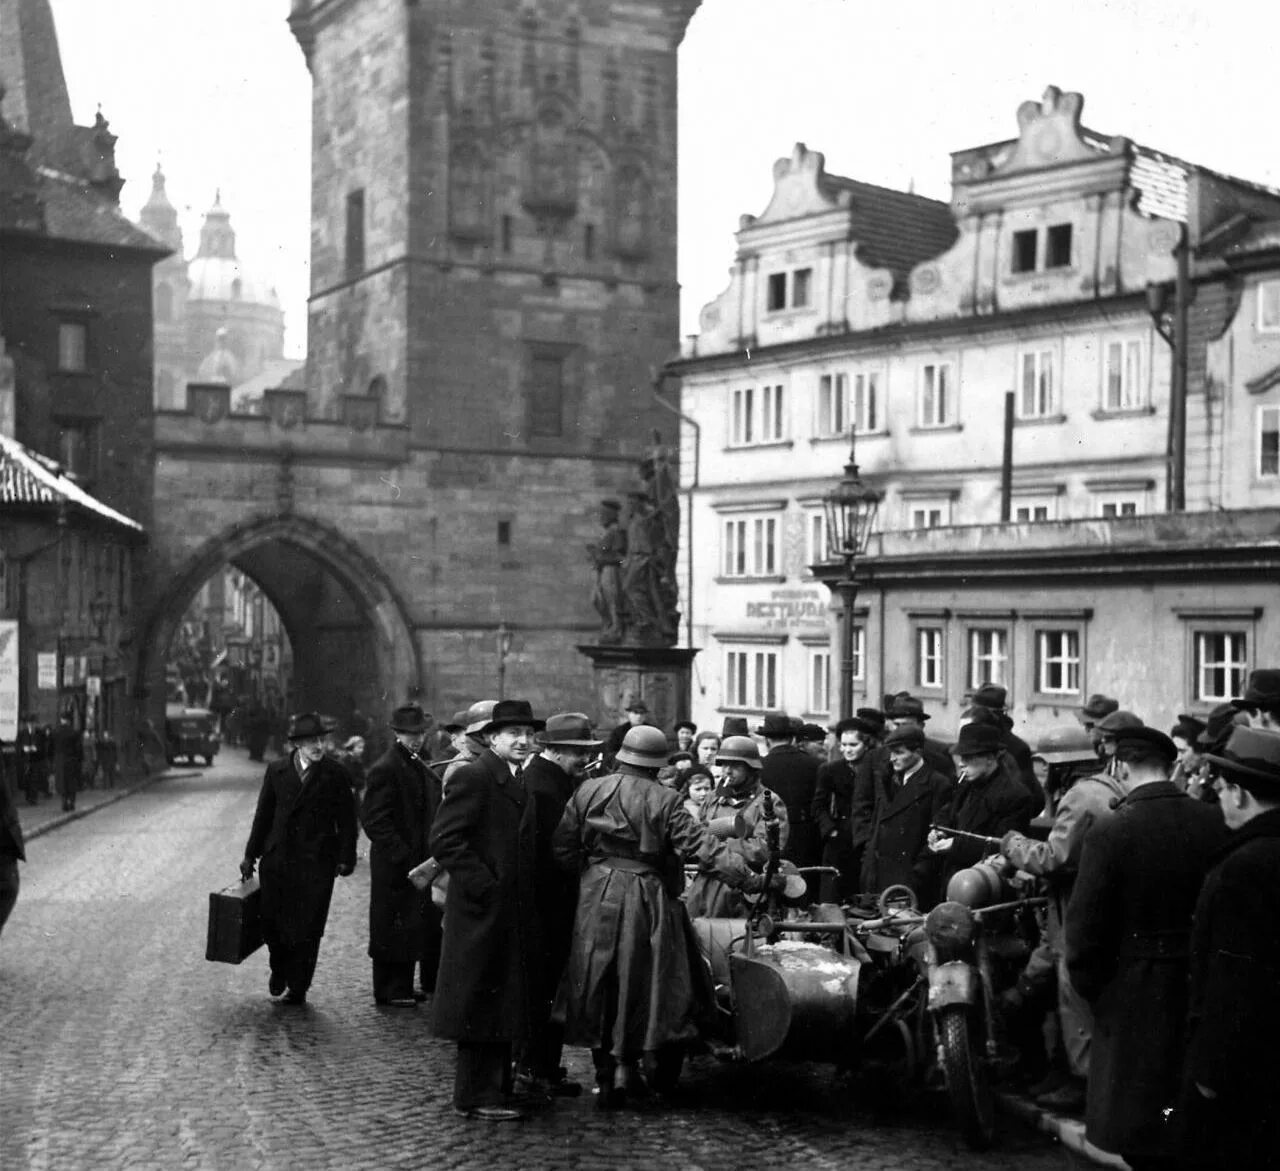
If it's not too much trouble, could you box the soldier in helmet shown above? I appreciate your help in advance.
[682,735,791,919]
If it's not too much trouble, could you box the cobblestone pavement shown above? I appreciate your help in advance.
[1,749,1072,1171]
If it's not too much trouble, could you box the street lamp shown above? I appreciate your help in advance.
[821,431,882,720]
[496,622,513,700]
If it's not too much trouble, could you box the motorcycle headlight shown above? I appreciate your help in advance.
[925,900,976,959]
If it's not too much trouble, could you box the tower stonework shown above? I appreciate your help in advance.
[288,0,702,714]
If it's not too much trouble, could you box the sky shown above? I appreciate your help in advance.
[45,0,1280,358]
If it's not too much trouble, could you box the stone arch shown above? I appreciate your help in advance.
[135,513,420,726]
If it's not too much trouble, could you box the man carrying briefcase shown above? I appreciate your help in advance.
[240,712,358,1005]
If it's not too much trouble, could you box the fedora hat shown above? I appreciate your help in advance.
[286,711,326,741]
[950,722,1002,757]
[756,712,794,739]
[615,725,669,768]
[885,693,930,722]
[1198,702,1251,753]
[1232,668,1280,710]
[1170,713,1207,744]
[442,709,470,733]
[796,723,827,744]
[477,698,545,736]
[721,716,749,737]
[883,724,925,750]
[970,683,1008,712]
[1112,724,1178,765]
[1096,710,1144,737]
[1078,693,1120,722]
[1203,725,1280,791]
[624,696,649,714]
[464,700,499,735]
[541,712,603,749]
[389,703,431,733]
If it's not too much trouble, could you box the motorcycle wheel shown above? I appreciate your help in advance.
[937,1005,995,1150]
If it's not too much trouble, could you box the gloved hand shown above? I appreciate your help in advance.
[336,861,356,877]
[239,857,255,882]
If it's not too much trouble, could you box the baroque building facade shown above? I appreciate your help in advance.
[671,86,1280,741]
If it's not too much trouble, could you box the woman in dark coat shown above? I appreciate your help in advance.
[429,700,543,1120]
[241,712,358,1005]
[359,703,442,1006]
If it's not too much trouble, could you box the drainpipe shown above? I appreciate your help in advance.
[652,372,699,650]
[1170,229,1190,511]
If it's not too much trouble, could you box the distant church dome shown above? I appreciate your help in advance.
[185,191,280,308]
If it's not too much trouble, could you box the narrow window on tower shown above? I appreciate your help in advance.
[497,520,512,546]
[502,215,514,255]
[529,352,565,437]
[345,189,366,278]
[584,224,596,261]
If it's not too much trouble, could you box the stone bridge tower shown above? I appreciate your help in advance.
[145,0,702,724]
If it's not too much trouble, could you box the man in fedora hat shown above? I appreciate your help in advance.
[517,713,603,1097]
[758,713,821,895]
[240,711,359,1005]
[1179,726,1280,1166]
[1066,726,1226,1167]
[603,696,650,765]
[359,703,443,1007]
[430,698,544,1121]
[883,693,956,780]
[1231,667,1280,729]
[966,683,1042,815]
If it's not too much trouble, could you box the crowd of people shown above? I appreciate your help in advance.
[224,675,1277,1162]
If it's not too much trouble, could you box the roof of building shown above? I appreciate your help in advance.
[825,175,958,292]
[0,433,144,532]
[30,163,167,252]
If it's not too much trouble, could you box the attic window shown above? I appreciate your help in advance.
[1046,224,1073,269]
[1012,230,1037,274]
[767,273,787,311]
[766,269,813,313]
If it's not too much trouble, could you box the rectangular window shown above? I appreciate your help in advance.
[919,362,954,427]
[792,267,812,308]
[911,507,944,529]
[851,625,866,682]
[583,224,596,261]
[1104,340,1145,410]
[1258,280,1280,332]
[1013,495,1056,522]
[809,648,831,716]
[1100,500,1138,518]
[1018,350,1055,418]
[1012,229,1038,273]
[1194,631,1247,703]
[807,511,829,566]
[1046,223,1073,269]
[766,269,812,312]
[968,628,1008,690]
[57,421,98,483]
[852,370,880,433]
[730,387,754,445]
[817,373,847,437]
[1259,406,1280,477]
[721,514,778,577]
[528,353,564,436]
[725,647,779,710]
[58,321,88,372]
[502,215,514,254]
[767,273,787,311]
[345,189,365,277]
[917,627,944,689]
[759,384,785,442]
[1036,629,1080,695]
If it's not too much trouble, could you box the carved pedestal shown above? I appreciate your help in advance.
[578,644,699,738]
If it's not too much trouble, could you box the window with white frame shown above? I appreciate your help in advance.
[806,510,829,567]
[1035,629,1080,695]
[852,369,881,432]
[759,383,786,442]
[851,625,866,681]
[721,514,779,577]
[1194,630,1248,703]
[908,499,951,529]
[968,628,1008,689]
[1013,496,1057,522]
[766,268,813,312]
[1102,340,1145,411]
[725,646,780,709]
[1259,406,1280,477]
[808,647,831,715]
[1097,495,1140,518]
[1259,280,1280,333]
[1017,349,1055,418]
[917,627,944,688]
[816,373,847,437]
[918,361,954,427]
[57,320,88,372]
[730,387,754,445]
[730,384,785,445]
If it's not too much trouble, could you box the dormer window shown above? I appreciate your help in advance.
[1010,223,1073,274]
[1046,223,1073,268]
[766,268,812,312]
[1012,230,1037,274]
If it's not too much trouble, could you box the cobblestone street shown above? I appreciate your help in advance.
[1,750,1071,1170]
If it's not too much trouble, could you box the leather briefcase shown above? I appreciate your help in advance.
[206,878,264,964]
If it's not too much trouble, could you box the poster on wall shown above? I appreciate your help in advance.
[37,652,57,690]
[0,620,17,741]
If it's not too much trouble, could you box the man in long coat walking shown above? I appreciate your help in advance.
[1178,725,1280,1168]
[359,702,442,1006]
[1065,725,1226,1168]
[758,713,821,895]
[430,699,543,1122]
[240,711,358,1005]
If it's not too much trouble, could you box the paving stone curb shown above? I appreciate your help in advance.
[997,1092,1130,1169]
[24,768,201,841]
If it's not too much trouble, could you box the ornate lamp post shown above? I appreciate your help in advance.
[821,433,882,720]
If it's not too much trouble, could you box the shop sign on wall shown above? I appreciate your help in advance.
[37,652,58,690]
[743,588,830,631]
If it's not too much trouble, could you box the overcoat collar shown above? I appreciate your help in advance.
[478,747,527,807]
[878,765,937,820]
[1210,805,1280,864]
[1119,779,1184,807]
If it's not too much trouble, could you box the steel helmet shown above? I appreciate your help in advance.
[715,735,762,769]
[615,725,671,769]
[1035,725,1098,764]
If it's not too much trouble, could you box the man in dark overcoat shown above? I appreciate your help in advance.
[859,724,953,907]
[51,712,81,812]
[758,713,821,893]
[359,702,442,1007]
[883,693,956,780]
[430,698,543,1122]
[517,712,601,1096]
[16,714,45,805]
[928,721,1038,884]
[240,711,358,1005]
[1178,725,1280,1168]
[1065,725,1226,1168]
[0,762,25,938]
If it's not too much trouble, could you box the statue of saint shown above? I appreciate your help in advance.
[587,499,627,643]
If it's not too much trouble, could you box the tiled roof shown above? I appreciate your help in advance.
[826,175,958,293]
[31,165,167,253]
[0,433,143,531]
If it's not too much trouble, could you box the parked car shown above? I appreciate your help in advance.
[164,704,220,766]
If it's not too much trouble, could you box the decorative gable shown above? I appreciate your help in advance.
[740,143,848,231]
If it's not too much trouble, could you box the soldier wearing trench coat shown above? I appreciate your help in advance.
[241,712,359,1004]
[360,704,443,1005]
